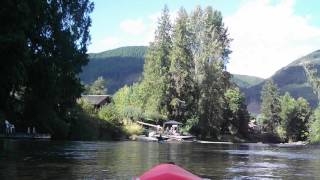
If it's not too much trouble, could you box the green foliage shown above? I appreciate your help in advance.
[112,84,145,122]
[276,126,287,141]
[260,80,281,134]
[309,107,320,143]
[294,97,311,140]
[89,46,147,59]
[0,0,94,138]
[304,63,320,101]
[279,93,311,142]
[98,104,119,124]
[141,5,172,121]
[168,7,196,124]
[68,105,99,140]
[84,76,107,95]
[122,123,144,136]
[68,103,123,141]
[224,88,250,137]
[181,116,199,134]
[123,106,143,121]
[191,7,232,138]
[32,101,70,139]
[99,6,239,140]
[77,97,96,116]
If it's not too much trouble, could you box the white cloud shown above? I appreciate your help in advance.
[88,36,121,53]
[88,10,178,53]
[225,0,320,78]
[120,19,146,35]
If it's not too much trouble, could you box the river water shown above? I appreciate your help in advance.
[1,140,320,179]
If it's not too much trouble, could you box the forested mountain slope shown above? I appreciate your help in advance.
[80,46,147,93]
[244,50,320,114]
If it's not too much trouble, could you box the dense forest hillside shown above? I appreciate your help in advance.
[231,74,264,88]
[245,50,320,114]
[88,46,147,59]
[81,46,263,93]
[80,46,147,93]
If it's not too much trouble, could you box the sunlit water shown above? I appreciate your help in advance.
[1,140,320,179]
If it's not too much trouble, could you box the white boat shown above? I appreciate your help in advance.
[137,120,196,142]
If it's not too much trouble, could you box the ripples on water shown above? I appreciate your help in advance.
[1,140,320,179]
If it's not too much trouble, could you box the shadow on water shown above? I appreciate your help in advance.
[1,140,320,179]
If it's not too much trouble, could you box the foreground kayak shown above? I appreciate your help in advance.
[135,163,202,180]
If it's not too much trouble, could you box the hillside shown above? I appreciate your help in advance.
[231,74,264,88]
[80,46,147,93]
[88,46,147,59]
[244,49,320,114]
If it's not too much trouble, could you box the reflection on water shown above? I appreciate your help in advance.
[1,140,320,179]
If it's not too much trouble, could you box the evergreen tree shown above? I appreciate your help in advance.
[85,76,107,95]
[0,1,33,119]
[278,92,296,140]
[0,0,94,138]
[224,88,250,137]
[195,7,232,138]
[168,7,196,123]
[279,93,311,142]
[293,97,311,141]
[309,107,320,143]
[260,80,281,134]
[141,5,172,119]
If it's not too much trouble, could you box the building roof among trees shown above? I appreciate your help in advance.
[81,95,111,106]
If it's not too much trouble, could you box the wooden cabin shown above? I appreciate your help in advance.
[81,95,112,109]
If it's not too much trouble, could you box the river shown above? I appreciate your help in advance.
[1,140,320,179]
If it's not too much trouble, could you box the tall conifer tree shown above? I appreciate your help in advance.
[141,5,172,119]
[260,80,281,134]
[196,7,232,138]
[168,8,196,123]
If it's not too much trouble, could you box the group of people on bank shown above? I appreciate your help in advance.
[4,120,15,134]
[3,120,37,135]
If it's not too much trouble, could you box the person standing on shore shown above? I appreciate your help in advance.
[4,120,9,135]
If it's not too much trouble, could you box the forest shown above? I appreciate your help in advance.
[2,1,320,143]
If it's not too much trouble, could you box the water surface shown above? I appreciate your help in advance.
[1,140,320,179]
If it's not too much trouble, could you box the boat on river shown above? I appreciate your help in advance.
[136,120,196,142]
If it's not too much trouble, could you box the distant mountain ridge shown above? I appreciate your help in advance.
[232,74,264,88]
[88,46,147,59]
[244,49,320,114]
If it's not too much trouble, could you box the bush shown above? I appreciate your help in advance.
[77,97,95,116]
[34,104,69,139]
[181,116,199,134]
[122,106,143,121]
[69,104,123,140]
[309,107,320,143]
[276,126,287,142]
[98,104,119,124]
[122,122,143,136]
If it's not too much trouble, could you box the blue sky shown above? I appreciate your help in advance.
[88,0,320,78]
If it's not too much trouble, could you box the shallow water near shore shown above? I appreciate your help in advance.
[1,139,320,179]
